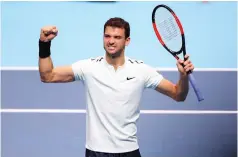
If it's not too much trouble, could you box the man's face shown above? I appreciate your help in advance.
[103,26,130,57]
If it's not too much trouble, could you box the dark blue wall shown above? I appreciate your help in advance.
[1,70,237,157]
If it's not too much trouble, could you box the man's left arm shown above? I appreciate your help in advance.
[155,74,189,102]
[155,55,194,102]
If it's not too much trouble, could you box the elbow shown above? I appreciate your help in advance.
[174,93,188,102]
[40,76,51,83]
[40,72,53,83]
[173,85,188,102]
[41,79,49,83]
[175,96,187,102]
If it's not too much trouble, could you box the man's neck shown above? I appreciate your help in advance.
[105,53,125,70]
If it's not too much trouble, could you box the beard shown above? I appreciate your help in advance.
[104,46,125,59]
[107,50,121,59]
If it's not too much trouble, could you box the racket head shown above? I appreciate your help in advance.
[152,4,186,56]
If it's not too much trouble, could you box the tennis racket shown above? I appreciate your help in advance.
[152,4,204,102]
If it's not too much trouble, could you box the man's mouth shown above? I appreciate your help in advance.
[108,46,116,51]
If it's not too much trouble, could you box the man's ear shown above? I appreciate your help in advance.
[125,37,130,46]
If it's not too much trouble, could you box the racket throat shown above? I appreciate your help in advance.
[174,55,179,60]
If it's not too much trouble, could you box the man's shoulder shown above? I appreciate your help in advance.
[89,56,104,63]
[126,56,144,65]
[126,57,152,70]
[73,56,104,64]
[125,56,159,72]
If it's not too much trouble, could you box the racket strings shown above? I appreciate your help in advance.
[155,10,182,52]
[157,16,179,42]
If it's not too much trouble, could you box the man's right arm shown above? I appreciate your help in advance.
[39,26,75,83]
[39,57,75,83]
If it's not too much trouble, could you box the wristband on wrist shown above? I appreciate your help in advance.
[39,40,51,58]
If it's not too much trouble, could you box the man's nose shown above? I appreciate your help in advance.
[109,38,115,44]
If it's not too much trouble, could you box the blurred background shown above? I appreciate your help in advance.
[1,1,237,157]
[1,1,237,68]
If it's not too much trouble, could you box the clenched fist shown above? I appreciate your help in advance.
[40,26,58,42]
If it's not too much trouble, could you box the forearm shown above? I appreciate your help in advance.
[38,40,54,82]
[175,74,189,101]
[39,57,54,81]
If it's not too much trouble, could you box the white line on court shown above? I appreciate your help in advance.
[0,67,237,71]
[1,109,237,114]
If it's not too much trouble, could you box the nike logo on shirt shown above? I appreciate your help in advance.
[127,77,135,80]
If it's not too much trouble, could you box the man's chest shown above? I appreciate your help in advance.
[85,66,145,99]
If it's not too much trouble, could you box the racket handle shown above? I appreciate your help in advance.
[188,74,204,102]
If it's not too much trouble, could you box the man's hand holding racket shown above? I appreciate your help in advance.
[177,55,194,76]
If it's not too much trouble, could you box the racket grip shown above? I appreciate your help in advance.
[188,74,204,102]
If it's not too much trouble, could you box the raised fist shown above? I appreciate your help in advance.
[40,26,58,42]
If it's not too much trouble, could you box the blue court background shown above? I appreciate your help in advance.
[1,1,237,157]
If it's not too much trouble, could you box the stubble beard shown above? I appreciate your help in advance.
[105,46,125,59]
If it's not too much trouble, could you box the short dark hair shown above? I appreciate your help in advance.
[104,17,130,39]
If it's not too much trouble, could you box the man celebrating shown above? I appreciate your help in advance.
[38,17,194,157]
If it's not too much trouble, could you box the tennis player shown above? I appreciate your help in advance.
[38,17,194,157]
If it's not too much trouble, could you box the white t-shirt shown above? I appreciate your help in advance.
[72,56,164,153]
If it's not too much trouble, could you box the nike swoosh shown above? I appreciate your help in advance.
[127,77,135,80]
